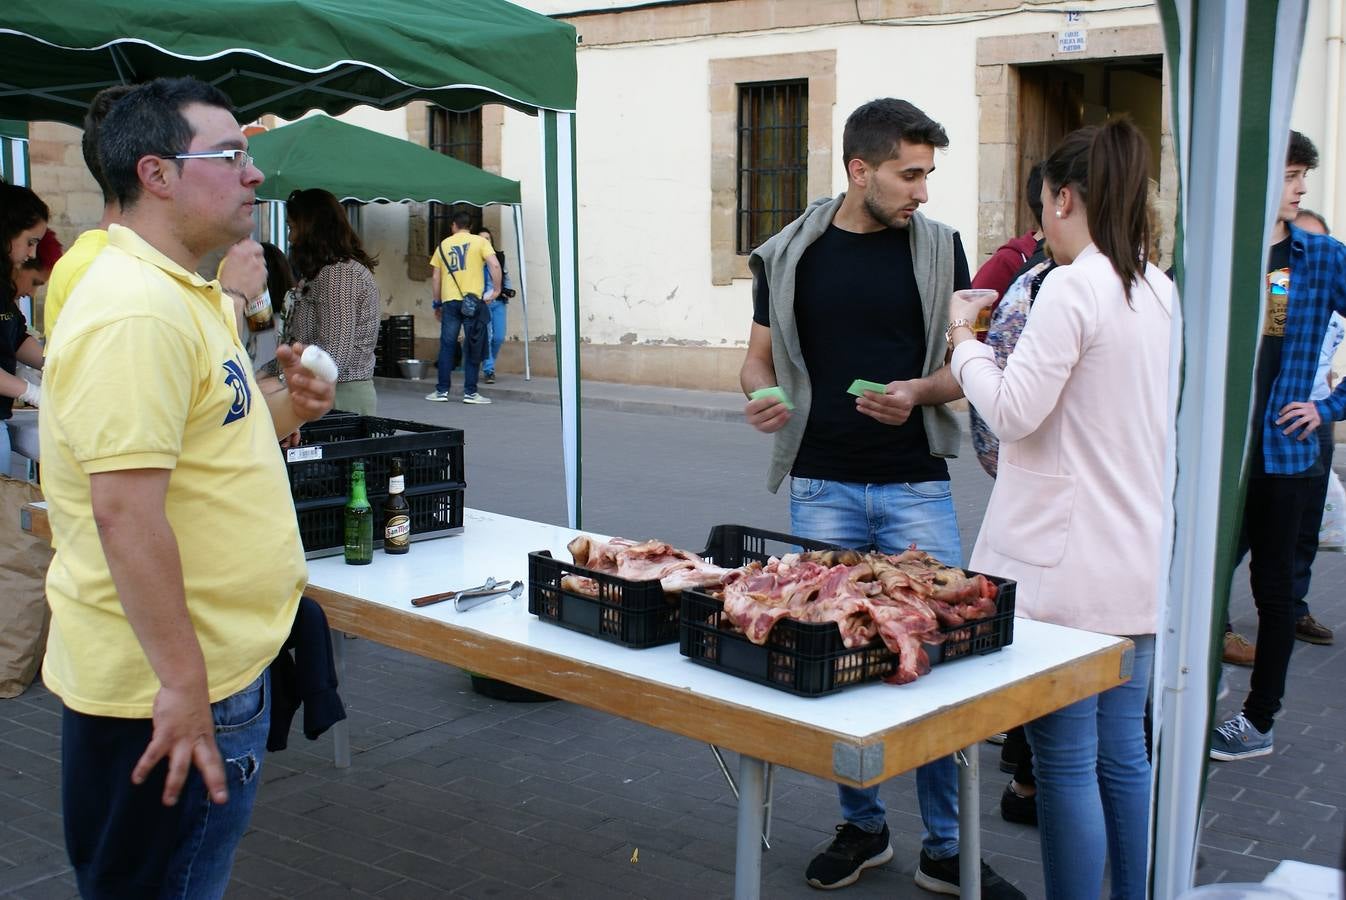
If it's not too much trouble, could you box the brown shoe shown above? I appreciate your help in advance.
[1294,614,1334,645]
[1222,631,1256,667]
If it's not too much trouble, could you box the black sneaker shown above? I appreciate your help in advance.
[915,851,1025,898]
[999,781,1038,827]
[804,823,893,890]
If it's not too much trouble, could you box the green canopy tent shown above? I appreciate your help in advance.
[247,114,536,377]
[250,114,522,206]
[0,0,585,526]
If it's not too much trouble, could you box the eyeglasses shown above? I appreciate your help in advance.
[158,149,255,171]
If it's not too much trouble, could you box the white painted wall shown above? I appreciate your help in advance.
[511,3,1160,350]
[325,0,1343,359]
[1290,1,1346,232]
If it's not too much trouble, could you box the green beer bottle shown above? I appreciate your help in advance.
[344,461,373,565]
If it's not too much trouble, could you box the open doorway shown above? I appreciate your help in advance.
[1014,57,1164,235]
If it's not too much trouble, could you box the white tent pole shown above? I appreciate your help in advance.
[3,136,30,186]
[14,139,28,186]
[1152,2,1308,896]
[540,109,582,528]
[272,200,288,254]
[1154,4,1242,893]
[556,111,580,529]
[512,202,531,380]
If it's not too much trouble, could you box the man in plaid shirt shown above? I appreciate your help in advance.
[1211,131,1346,761]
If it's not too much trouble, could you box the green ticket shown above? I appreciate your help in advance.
[847,379,888,397]
[749,386,795,410]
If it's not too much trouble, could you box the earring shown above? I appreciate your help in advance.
[1055,210,1063,218]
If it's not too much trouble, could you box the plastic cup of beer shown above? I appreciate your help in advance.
[244,292,274,333]
[954,289,1000,334]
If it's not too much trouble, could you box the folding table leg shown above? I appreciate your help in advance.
[955,746,980,898]
[709,745,773,850]
[329,629,352,769]
[733,754,767,900]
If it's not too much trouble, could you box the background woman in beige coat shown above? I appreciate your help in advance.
[946,120,1175,900]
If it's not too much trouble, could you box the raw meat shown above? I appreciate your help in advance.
[564,535,732,598]
[714,548,999,685]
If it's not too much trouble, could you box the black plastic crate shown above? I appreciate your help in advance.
[528,525,841,649]
[284,414,464,558]
[679,573,1017,697]
[378,315,415,377]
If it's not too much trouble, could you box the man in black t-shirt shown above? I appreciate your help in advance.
[740,99,1022,899]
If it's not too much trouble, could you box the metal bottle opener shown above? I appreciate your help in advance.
[410,577,524,611]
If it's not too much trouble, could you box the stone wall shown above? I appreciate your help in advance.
[26,122,103,248]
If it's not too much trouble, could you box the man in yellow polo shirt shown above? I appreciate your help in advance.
[425,210,501,404]
[42,83,264,341]
[39,77,333,897]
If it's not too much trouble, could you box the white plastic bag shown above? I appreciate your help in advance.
[1320,469,1346,550]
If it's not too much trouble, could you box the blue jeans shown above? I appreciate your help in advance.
[483,299,507,375]
[789,477,963,859]
[435,301,486,394]
[1025,635,1154,900]
[0,419,11,478]
[63,672,271,899]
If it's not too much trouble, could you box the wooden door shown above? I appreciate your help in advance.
[1016,66,1085,234]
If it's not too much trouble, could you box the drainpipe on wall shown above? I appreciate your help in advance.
[1326,0,1343,227]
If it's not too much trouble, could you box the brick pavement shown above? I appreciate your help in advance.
[1,380,1341,898]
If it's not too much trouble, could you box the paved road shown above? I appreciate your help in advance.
[1,375,1341,898]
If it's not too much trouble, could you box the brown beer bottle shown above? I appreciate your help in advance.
[383,457,411,554]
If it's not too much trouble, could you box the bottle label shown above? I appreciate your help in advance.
[244,293,273,332]
[385,515,411,542]
[388,475,405,494]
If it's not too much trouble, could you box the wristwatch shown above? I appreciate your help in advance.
[945,318,973,347]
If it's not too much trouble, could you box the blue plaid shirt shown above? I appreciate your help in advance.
[1262,223,1346,474]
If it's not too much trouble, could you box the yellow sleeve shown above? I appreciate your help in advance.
[429,241,445,271]
[50,316,200,472]
[43,259,87,337]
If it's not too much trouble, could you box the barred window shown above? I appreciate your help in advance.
[737,80,808,253]
[427,107,483,251]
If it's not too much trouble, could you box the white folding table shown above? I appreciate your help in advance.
[300,508,1133,900]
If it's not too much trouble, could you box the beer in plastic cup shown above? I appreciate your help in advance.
[244,292,274,333]
[953,289,1000,334]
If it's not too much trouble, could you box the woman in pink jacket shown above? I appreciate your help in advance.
[946,119,1175,900]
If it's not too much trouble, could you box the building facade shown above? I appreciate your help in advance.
[25,0,1346,391]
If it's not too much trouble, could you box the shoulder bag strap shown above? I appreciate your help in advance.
[438,242,471,300]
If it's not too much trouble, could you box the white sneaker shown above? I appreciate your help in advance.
[424,390,450,402]
[462,392,492,405]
